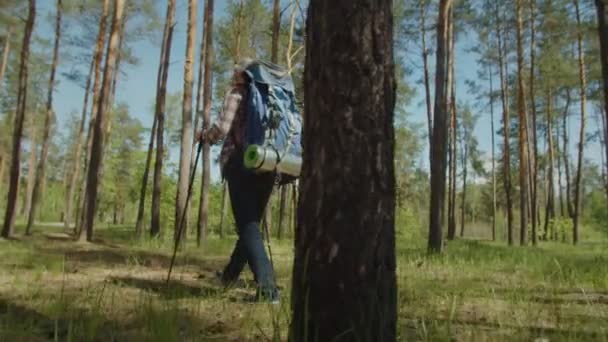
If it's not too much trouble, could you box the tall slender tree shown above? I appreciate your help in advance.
[495,1,513,245]
[0,27,11,90]
[151,0,176,238]
[572,0,587,245]
[544,88,556,240]
[529,0,539,246]
[429,0,453,252]
[516,0,529,246]
[562,89,574,218]
[197,0,214,246]
[174,0,197,245]
[64,59,94,231]
[2,0,36,238]
[447,6,457,241]
[290,1,396,340]
[26,0,62,235]
[81,0,125,242]
[596,0,608,171]
[77,0,110,237]
[23,122,37,218]
[489,63,497,241]
[420,0,433,155]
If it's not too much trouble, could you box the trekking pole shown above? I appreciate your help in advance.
[166,142,203,284]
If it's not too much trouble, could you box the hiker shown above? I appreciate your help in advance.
[197,60,279,304]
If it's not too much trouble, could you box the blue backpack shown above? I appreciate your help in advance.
[243,60,302,182]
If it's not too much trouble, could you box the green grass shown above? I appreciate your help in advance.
[0,223,606,341]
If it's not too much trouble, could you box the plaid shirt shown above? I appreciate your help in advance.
[206,85,248,175]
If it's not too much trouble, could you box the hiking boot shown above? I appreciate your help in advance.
[254,287,280,305]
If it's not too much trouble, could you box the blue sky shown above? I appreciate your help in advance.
[35,0,604,182]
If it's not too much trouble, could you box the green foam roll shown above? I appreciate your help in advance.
[244,144,264,170]
[243,144,301,177]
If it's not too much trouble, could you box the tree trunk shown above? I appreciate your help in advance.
[26,0,62,235]
[428,0,453,253]
[151,0,176,238]
[495,2,514,245]
[271,0,280,63]
[175,0,197,245]
[460,132,468,238]
[23,124,37,218]
[556,114,566,218]
[272,0,289,245]
[572,0,587,245]
[446,6,457,241]
[277,185,289,239]
[489,63,497,241]
[65,59,94,232]
[219,181,228,238]
[561,89,574,219]
[596,0,608,172]
[77,0,110,238]
[516,0,529,246]
[2,0,35,238]
[544,88,556,240]
[81,0,125,242]
[0,27,11,91]
[421,0,433,155]
[290,2,397,340]
[137,0,172,238]
[600,107,608,207]
[134,115,157,237]
[197,0,214,246]
[529,0,538,246]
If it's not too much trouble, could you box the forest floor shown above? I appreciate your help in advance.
[0,224,606,341]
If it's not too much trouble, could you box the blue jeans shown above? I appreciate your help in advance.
[221,153,277,295]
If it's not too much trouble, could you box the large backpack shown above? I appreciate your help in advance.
[242,60,302,182]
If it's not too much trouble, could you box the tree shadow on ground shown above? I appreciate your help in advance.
[36,244,225,272]
[110,276,236,301]
[402,314,607,341]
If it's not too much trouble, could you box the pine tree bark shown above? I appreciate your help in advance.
[0,27,11,91]
[2,0,36,238]
[197,0,213,246]
[26,0,62,235]
[65,59,94,232]
[600,108,608,207]
[572,0,587,245]
[23,124,37,218]
[516,0,529,246]
[544,88,556,240]
[460,127,468,238]
[277,185,289,239]
[529,0,538,246]
[429,0,453,252]
[447,7,457,241]
[138,0,172,238]
[134,115,157,237]
[151,0,176,238]
[81,0,125,242]
[495,2,514,245]
[174,0,197,245]
[421,0,433,155]
[273,0,290,244]
[562,89,574,218]
[489,63,497,241]
[596,0,608,171]
[290,1,397,340]
[556,113,566,218]
[77,0,110,238]
[271,0,280,63]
